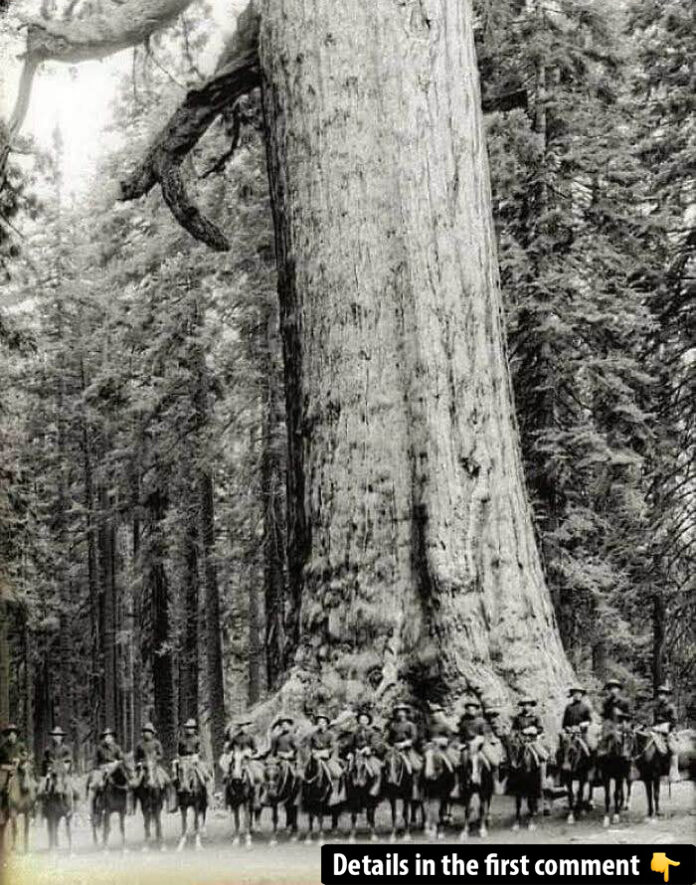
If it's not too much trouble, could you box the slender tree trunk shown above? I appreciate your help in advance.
[0,597,9,725]
[652,591,666,691]
[131,510,143,743]
[258,0,572,715]
[98,488,118,731]
[179,505,199,722]
[198,470,226,766]
[146,486,176,759]
[261,304,287,688]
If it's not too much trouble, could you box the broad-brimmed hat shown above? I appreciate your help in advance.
[463,698,481,709]
[273,714,294,728]
[101,727,115,738]
[656,684,672,695]
[484,708,501,718]
[428,703,445,714]
[518,697,537,707]
[141,722,156,734]
[184,718,197,729]
[355,709,373,724]
[313,711,331,724]
[568,685,585,695]
[50,726,66,737]
[235,717,253,728]
[1,723,19,734]
[392,703,411,714]
[604,679,622,690]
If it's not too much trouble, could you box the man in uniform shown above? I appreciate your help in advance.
[0,724,28,818]
[41,726,73,794]
[344,710,382,797]
[134,722,169,789]
[652,684,679,781]
[88,726,124,798]
[458,698,487,779]
[384,703,422,775]
[599,679,632,756]
[269,715,298,763]
[306,711,344,804]
[559,685,595,767]
[481,706,507,783]
[510,697,549,795]
[175,718,212,793]
[427,703,459,772]
[221,717,264,782]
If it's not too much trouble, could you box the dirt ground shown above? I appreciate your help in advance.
[2,781,693,885]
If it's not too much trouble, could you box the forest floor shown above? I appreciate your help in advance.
[2,782,693,885]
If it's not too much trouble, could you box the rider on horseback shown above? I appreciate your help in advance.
[344,710,382,797]
[222,717,265,781]
[651,684,679,781]
[88,727,124,797]
[134,723,169,788]
[175,718,213,795]
[0,724,27,817]
[269,714,297,762]
[510,698,549,787]
[306,711,344,804]
[41,726,73,795]
[426,703,459,771]
[559,685,595,768]
[599,679,632,756]
[384,703,422,777]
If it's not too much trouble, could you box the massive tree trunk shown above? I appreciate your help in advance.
[258,0,572,716]
[0,597,9,725]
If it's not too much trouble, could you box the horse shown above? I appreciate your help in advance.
[7,758,38,854]
[343,749,382,843]
[132,757,168,850]
[633,727,670,822]
[262,756,300,845]
[459,742,495,839]
[41,759,75,852]
[597,722,633,827]
[421,743,457,840]
[301,752,341,844]
[508,734,543,831]
[173,756,208,851]
[221,749,262,847]
[89,759,133,851]
[381,747,420,842]
[558,727,595,823]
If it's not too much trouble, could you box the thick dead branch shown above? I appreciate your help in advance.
[119,3,260,251]
[1,0,197,186]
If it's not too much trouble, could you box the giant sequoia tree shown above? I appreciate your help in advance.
[1,0,573,716]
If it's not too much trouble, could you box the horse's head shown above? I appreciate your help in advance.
[423,744,441,781]
[263,758,285,800]
[47,760,70,796]
[385,748,404,785]
[229,749,247,786]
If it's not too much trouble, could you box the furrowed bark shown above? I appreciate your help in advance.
[256,0,574,727]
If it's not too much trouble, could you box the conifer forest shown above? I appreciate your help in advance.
[0,0,693,770]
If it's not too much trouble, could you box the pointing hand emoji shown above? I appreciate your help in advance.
[651,852,680,883]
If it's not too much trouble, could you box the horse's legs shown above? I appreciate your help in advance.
[613,779,623,824]
[528,792,538,831]
[119,811,126,851]
[349,810,357,843]
[512,794,522,831]
[144,809,151,844]
[24,812,30,854]
[155,808,163,847]
[269,805,279,846]
[367,805,378,842]
[654,777,661,818]
[644,778,654,820]
[65,815,72,854]
[177,807,187,851]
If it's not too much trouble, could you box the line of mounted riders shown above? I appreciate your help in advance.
[0,680,690,854]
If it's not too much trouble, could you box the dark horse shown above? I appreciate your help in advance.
[559,727,595,824]
[459,743,495,839]
[263,756,300,845]
[422,744,457,840]
[41,759,74,852]
[89,759,133,850]
[633,728,670,822]
[345,750,382,843]
[509,734,542,831]
[382,748,420,842]
[173,756,208,851]
[132,757,167,850]
[222,749,262,847]
[7,759,38,854]
[598,722,633,827]
[301,753,341,844]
